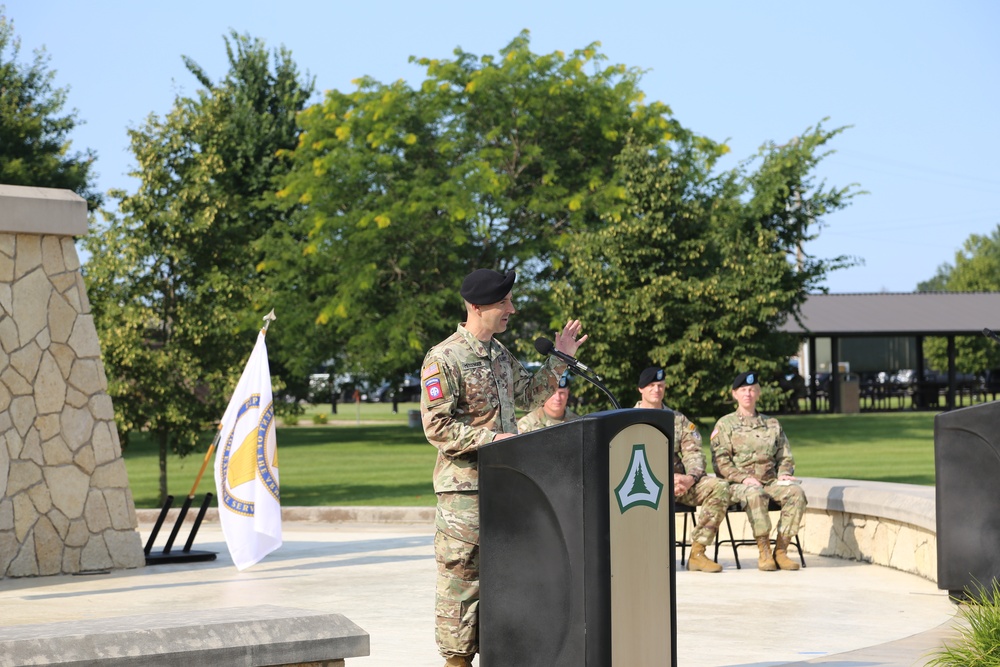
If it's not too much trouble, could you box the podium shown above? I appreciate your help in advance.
[935,401,1000,597]
[479,408,677,667]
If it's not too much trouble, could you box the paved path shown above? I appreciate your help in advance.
[0,518,959,667]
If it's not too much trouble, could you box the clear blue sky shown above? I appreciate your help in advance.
[8,0,1000,293]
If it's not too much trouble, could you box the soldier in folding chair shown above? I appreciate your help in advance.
[635,366,731,572]
[710,371,807,572]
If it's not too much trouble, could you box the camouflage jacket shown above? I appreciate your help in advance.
[421,324,566,493]
[710,411,795,484]
[634,402,706,481]
[516,406,580,433]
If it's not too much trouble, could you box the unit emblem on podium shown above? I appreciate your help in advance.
[614,444,664,513]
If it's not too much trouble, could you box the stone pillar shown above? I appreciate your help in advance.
[0,184,145,578]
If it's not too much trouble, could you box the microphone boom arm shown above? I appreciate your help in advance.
[568,365,621,410]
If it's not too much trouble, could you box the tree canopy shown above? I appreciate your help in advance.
[0,8,99,206]
[83,32,314,502]
[918,226,1000,374]
[555,125,858,416]
[266,31,717,383]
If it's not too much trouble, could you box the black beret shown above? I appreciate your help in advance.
[460,269,516,305]
[638,366,665,388]
[732,371,759,390]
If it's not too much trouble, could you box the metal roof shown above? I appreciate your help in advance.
[779,292,1000,337]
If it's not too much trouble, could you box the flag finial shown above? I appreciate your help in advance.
[262,309,277,334]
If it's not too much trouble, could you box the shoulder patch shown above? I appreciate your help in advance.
[424,377,444,402]
[710,428,719,439]
[422,362,440,379]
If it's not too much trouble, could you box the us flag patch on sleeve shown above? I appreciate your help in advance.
[424,377,443,401]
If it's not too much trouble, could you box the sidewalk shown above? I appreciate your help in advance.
[0,517,958,667]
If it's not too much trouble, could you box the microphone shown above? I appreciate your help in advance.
[534,337,594,373]
[983,328,1000,344]
[534,336,620,408]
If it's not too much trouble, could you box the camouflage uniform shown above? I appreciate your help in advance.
[421,324,565,659]
[635,402,729,545]
[516,405,580,433]
[710,411,807,538]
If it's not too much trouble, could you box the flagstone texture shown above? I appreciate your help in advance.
[0,184,144,579]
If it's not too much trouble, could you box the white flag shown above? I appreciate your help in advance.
[214,330,281,570]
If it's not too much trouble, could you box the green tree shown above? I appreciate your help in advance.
[0,7,99,206]
[919,226,1000,374]
[83,32,313,503]
[555,124,859,417]
[265,31,679,384]
[630,466,650,495]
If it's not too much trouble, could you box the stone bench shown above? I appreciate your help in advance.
[0,605,369,667]
[719,477,937,581]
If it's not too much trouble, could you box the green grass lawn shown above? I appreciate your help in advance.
[123,404,938,509]
[293,400,413,425]
[779,412,936,485]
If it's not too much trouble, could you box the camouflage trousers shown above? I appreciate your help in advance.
[435,492,480,660]
[676,476,730,545]
[727,481,807,538]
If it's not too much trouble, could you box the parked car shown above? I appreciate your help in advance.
[892,368,979,390]
[308,373,331,402]
[371,373,421,403]
[984,369,1000,397]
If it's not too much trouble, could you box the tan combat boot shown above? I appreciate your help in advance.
[774,534,801,570]
[756,536,777,571]
[444,656,472,667]
[687,541,723,573]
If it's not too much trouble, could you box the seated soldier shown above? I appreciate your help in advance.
[517,372,580,432]
[710,371,807,571]
[635,366,730,573]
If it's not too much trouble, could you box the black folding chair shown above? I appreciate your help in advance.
[675,502,740,566]
[713,498,806,569]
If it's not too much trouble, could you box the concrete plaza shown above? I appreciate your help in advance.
[0,515,959,667]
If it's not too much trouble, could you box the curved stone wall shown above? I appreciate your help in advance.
[1,184,144,578]
[719,477,937,581]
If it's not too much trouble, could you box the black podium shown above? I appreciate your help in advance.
[935,401,1000,597]
[479,408,677,667]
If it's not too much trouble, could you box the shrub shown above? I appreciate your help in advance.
[926,579,1000,666]
[312,413,329,425]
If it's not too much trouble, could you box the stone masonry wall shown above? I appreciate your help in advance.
[1,185,145,578]
[719,508,937,581]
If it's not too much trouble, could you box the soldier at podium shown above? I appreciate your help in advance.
[635,366,731,573]
[517,372,581,433]
[420,267,588,667]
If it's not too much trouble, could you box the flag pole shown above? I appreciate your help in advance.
[188,425,223,498]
